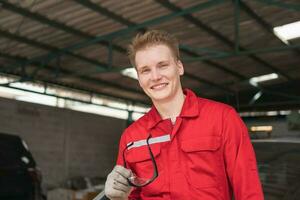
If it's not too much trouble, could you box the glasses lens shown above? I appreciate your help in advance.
[128,173,152,187]
[123,135,158,187]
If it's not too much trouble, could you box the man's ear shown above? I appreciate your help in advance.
[137,74,142,86]
[138,78,142,87]
[177,60,184,76]
[135,67,142,86]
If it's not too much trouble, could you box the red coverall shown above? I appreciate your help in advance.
[116,89,264,200]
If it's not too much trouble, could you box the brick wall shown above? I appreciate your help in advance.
[244,116,300,138]
[0,97,126,188]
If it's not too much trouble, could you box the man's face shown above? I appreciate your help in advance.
[135,44,184,104]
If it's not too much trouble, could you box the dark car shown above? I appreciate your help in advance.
[0,132,44,200]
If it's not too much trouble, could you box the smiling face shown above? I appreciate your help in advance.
[135,44,184,105]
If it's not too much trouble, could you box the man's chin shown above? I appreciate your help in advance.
[150,94,170,103]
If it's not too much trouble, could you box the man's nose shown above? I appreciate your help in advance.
[150,69,162,81]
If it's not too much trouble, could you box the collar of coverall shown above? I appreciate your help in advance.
[146,88,200,130]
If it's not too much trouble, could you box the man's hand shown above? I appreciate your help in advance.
[105,165,133,200]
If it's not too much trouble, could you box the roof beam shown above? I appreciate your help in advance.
[1,1,234,95]
[0,0,238,102]
[75,0,237,92]
[0,52,146,99]
[1,0,230,78]
[155,0,293,80]
[75,0,244,82]
[185,72,234,94]
[2,0,233,93]
[253,0,300,12]
[213,79,300,111]
[0,27,232,92]
[12,0,225,65]
[0,29,233,95]
[0,73,149,106]
[74,0,135,27]
[74,0,148,34]
[183,43,300,61]
[180,46,247,80]
[1,83,150,111]
[0,29,111,72]
[239,1,300,55]
[0,1,126,53]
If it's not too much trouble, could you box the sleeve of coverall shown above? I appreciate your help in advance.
[223,108,264,200]
[116,134,141,200]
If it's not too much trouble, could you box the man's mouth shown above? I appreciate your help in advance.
[151,83,168,90]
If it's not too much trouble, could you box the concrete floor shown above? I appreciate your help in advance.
[252,138,300,200]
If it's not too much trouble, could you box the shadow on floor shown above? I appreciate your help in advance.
[253,139,300,200]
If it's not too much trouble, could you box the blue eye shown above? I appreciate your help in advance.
[160,64,168,68]
[141,69,150,74]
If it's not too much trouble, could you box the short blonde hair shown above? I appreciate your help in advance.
[127,30,180,67]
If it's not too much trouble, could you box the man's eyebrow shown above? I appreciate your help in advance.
[158,61,169,65]
[137,60,169,71]
[137,65,149,71]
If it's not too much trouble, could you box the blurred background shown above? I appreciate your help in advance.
[0,0,299,199]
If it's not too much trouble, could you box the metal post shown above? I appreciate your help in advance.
[234,0,240,53]
[254,0,300,12]
[108,40,113,68]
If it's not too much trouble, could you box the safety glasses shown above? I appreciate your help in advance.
[122,134,158,187]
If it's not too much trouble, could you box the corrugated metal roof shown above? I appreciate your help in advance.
[0,0,299,111]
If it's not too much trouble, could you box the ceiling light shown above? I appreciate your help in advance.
[10,82,45,93]
[249,91,263,105]
[121,67,138,80]
[0,76,16,85]
[273,21,300,44]
[249,73,278,87]
[250,126,273,132]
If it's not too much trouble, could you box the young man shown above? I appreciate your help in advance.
[104,30,264,200]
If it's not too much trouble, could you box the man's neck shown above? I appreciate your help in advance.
[153,90,185,122]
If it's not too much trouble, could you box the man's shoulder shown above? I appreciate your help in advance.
[122,111,151,139]
[197,96,234,113]
[186,89,234,113]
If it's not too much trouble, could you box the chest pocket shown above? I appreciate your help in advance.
[180,136,222,189]
[126,144,165,195]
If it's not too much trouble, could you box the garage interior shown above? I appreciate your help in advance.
[0,0,299,200]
